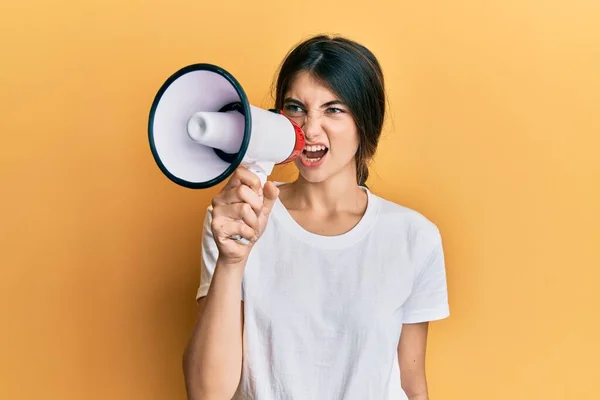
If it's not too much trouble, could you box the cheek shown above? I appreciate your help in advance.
[325,120,360,155]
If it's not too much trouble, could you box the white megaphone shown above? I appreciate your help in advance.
[148,63,305,189]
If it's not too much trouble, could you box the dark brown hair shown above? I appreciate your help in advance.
[274,34,386,187]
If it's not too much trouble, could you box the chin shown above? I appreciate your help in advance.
[294,151,354,183]
[295,159,344,184]
[294,158,330,183]
[299,172,329,183]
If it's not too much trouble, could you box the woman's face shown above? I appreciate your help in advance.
[282,71,360,183]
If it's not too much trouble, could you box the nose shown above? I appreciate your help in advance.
[300,113,322,142]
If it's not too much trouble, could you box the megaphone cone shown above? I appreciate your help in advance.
[148,63,305,189]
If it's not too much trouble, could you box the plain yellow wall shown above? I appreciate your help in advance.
[1,0,599,399]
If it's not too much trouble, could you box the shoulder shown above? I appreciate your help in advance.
[369,190,442,250]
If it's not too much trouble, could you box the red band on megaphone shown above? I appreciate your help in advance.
[273,110,306,165]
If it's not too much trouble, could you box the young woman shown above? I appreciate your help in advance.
[183,34,450,400]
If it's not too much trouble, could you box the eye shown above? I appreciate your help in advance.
[283,104,305,115]
[326,107,345,114]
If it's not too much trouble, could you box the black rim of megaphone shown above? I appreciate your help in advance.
[148,63,251,189]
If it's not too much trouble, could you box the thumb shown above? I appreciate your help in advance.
[261,181,280,214]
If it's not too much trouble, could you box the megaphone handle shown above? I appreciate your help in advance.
[245,165,268,187]
[231,164,268,245]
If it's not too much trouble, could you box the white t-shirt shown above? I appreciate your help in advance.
[196,183,450,400]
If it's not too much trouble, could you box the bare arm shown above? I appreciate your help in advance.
[182,259,245,400]
[398,322,430,400]
[182,168,279,400]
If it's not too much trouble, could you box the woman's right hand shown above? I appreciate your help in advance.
[210,166,280,267]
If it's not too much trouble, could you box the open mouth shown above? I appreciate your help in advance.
[302,144,329,163]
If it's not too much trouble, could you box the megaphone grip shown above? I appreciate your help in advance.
[231,164,267,245]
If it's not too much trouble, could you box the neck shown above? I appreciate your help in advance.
[288,166,366,214]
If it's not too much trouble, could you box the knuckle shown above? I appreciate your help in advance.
[241,203,252,214]
[236,185,246,198]
[211,204,222,216]
[234,168,246,179]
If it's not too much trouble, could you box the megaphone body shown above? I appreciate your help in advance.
[148,63,305,190]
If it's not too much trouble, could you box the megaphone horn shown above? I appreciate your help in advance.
[148,63,305,190]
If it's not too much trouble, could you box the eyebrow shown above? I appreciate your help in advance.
[283,97,346,108]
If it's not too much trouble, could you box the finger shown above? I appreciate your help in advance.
[223,166,263,195]
[260,181,280,215]
[212,203,259,232]
[213,184,263,214]
[213,220,256,243]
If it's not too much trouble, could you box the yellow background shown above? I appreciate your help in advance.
[1,0,599,399]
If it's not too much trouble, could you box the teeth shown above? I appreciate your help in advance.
[304,145,326,152]
[305,157,322,162]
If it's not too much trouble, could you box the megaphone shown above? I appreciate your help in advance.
[148,63,305,190]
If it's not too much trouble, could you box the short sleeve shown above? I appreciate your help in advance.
[195,206,245,301]
[402,229,450,323]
